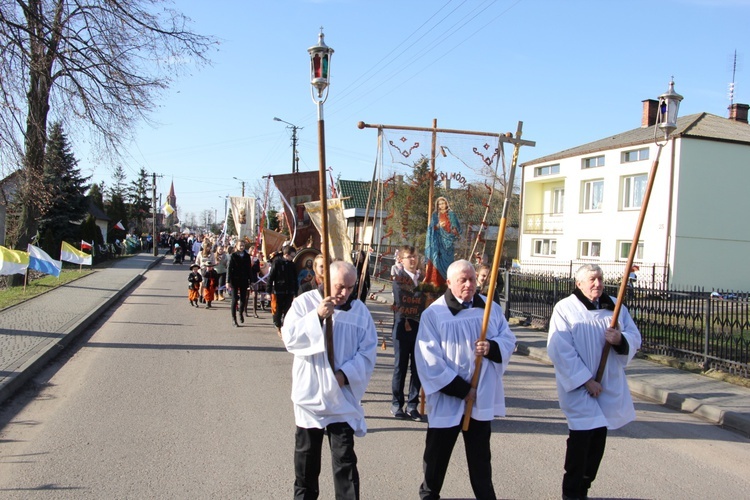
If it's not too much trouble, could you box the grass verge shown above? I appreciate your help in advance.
[0,269,94,310]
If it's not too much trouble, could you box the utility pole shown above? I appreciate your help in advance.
[291,125,300,173]
[151,172,163,257]
[233,177,246,196]
[273,117,302,173]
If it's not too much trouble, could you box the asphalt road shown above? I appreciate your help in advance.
[0,261,748,499]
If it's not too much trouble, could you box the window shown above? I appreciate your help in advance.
[579,240,601,258]
[582,155,605,169]
[532,239,557,257]
[618,241,644,260]
[621,148,649,163]
[534,164,560,177]
[552,188,565,214]
[622,174,647,209]
[582,180,604,212]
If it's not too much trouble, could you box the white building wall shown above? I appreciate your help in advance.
[521,141,675,266]
[670,139,750,289]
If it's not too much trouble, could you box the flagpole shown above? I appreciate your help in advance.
[23,268,28,293]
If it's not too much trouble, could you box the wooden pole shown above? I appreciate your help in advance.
[317,102,335,371]
[358,121,535,148]
[462,123,524,431]
[595,143,664,382]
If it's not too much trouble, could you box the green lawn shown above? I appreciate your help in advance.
[0,269,94,310]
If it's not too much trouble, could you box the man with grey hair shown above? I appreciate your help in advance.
[415,259,516,499]
[547,264,642,500]
[282,260,378,499]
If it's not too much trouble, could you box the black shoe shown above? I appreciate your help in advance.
[239,313,244,324]
[391,408,407,419]
[407,409,423,422]
[232,318,239,327]
[195,302,200,308]
[206,303,211,309]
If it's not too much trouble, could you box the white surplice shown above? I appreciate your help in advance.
[282,290,378,437]
[415,295,516,428]
[547,294,642,431]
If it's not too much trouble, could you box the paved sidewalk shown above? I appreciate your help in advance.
[0,253,163,405]
[370,280,750,437]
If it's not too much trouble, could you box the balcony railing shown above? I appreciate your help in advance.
[524,213,564,234]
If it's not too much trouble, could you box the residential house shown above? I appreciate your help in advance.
[519,101,750,290]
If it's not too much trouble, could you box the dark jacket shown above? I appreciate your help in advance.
[268,257,299,296]
[188,271,202,290]
[392,269,423,339]
[227,251,251,288]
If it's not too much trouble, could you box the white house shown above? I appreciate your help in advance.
[519,101,750,290]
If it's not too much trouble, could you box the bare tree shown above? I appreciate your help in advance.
[0,0,216,248]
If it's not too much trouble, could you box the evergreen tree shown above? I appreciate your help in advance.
[107,165,129,239]
[128,168,151,234]
[37,122,90,254]
[389,156,436,252]
[88,182,105,210]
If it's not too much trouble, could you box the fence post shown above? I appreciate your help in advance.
[553,276,558,305]
[703,289,711,369]
[504,270,511,320]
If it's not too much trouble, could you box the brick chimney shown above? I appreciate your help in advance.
[728,103,749,124]
[641,99,659,127]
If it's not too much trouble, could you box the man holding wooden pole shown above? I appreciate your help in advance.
[281,260,378,499]
[415,259,515,500]
[547,264,641,500]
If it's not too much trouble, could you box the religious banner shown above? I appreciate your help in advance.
[229,196,256,241]
[261,228,288,260]
[304,198,353,264]
[272,171,320,249]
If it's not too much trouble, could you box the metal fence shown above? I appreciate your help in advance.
[513,259,670,286]
[504,272,750,378]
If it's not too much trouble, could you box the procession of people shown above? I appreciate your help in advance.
[177,201,641,500]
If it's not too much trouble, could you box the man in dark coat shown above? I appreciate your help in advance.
[227,240,251,327]
[390,245,424,422]
[268,245,298,335]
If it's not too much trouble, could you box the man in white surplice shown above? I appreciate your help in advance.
[282,260,377,500]
[547,264,641,500]
[415,259,516,500]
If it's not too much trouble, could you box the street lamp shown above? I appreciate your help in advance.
[656,78,684,143]
[308,28,335,369]
[232,177,246,197]
[596,78,683,382]
[274,117,302,173]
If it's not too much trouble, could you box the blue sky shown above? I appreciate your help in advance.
[81,0,750,223]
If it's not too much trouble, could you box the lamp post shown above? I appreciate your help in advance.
[233,177,246,197]
[274,117,302,173]
[309,28,335,370]
[595,79,683,383]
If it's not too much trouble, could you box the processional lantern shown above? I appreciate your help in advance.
[656,79,684,140]
[308,29,334,103]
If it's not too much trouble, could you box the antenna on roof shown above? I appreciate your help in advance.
[729,49,738,106]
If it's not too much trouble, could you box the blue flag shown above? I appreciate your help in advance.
[27,244,62,278]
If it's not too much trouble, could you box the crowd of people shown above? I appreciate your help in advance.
[177,232,641,500]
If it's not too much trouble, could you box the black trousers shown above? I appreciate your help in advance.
[294,423,359,500]
[391,323,421,412]
[274,293,295,329]
[562,426,608,499]
[230,284,248,320]
[419,419,496,500]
